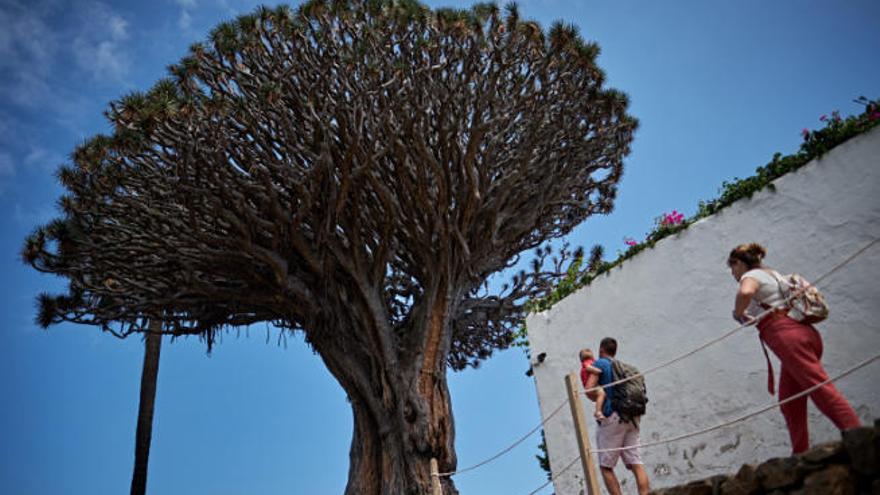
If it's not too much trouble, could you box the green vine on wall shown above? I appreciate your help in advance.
[523,96,879,320]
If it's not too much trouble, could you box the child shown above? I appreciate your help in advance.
[579,348,606,420]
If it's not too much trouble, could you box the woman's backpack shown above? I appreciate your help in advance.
[769,270,830,324]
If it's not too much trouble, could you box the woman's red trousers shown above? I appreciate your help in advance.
[758,315,861,454]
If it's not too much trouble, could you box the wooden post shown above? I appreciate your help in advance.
[430,458,443,495]
[565,373,602,495]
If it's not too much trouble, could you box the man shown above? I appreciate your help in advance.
[591,337,650,495]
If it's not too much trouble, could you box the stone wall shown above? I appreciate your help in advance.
[651,421,879,495]
[526,128,880,494]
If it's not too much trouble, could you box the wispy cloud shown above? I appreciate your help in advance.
[73,38,128,81]
[0,2,114,195]
[72,2,132,83]
[108,14,129,40]
[174,0,196,30]
[24,146,65,171]
[0,4,56,61]
[0,1,58,108]
[216,0,239,17]
[179,10,192,29]
[0,0,135,113]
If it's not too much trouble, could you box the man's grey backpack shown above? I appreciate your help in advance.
[610,359,648,425]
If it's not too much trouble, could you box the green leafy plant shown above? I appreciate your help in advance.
[536,429,552,481]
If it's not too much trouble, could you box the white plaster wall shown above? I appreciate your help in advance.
[527,128,880,495]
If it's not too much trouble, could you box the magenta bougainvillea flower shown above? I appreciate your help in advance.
[801,128,810,139]
[832,110,841,122]
[819,114,828,122]
[660,210,685,227]
[624,237,638,247]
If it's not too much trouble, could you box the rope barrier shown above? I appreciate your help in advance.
[436,238,878,479]
[440,399,570,476]
[440,304,790,478]
[525,455,582,495]
[581,237,879,397]
[592,351,880,453]
[436,317,758,478]
[522,350,880,494]
[439,306,782,477]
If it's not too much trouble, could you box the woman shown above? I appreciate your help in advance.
[728,243,861,454]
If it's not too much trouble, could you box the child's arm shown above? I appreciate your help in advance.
[593,387,606,420]
[585,364,602,375]
[583,372,600,401]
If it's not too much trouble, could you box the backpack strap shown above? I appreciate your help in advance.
[759,335,775,395]
[758,268,790,311]
[755,269,782,395]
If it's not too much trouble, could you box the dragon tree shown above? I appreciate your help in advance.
[22,1,636,493]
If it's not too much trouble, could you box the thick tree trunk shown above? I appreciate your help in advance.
[318,286,459,495]
[343,375,458,495]
[130,320,162,495]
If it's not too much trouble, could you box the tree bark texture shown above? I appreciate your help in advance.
[130,320,162,495]
[316,283,459,495]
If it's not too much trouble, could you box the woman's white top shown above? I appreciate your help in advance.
[741,268,787,317]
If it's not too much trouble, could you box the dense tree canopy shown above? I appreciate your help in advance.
[23,1,636,492]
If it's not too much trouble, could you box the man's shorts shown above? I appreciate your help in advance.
[595,412,643,468]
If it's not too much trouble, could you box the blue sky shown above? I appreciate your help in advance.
[1,0,878,494]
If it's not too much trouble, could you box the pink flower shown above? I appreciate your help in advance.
[832,110,841,122]
[819,114,828,122]
[801,128,810,139]
[624,237,638,247]
[870,111,880,121]
[660,210,685,226]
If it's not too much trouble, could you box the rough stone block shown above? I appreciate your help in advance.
[651,479,715,495]
[720,464,760,495]
[798,441,845,466]
[798,464,855,495]
[676,479,714,495]
[719,478,754,495]
[841,426,878,477]
[651,486,690,495]
[756,456,803,490]
[876,419,880,470]
[708,474,727,493]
